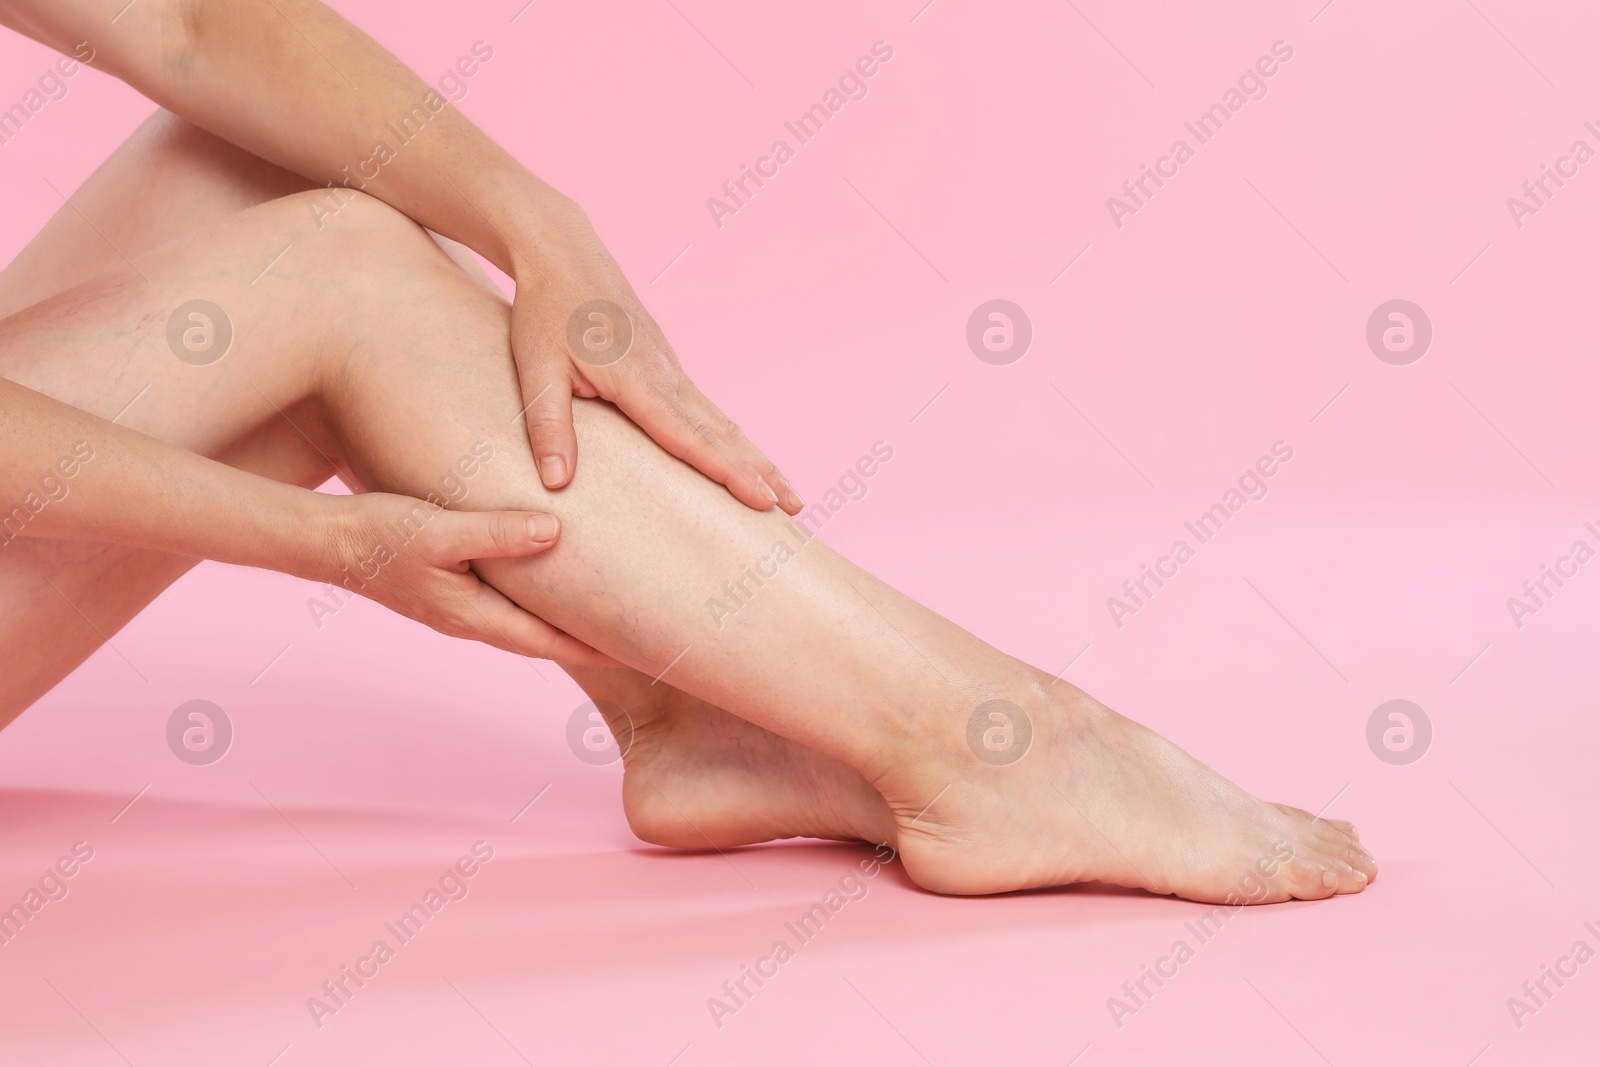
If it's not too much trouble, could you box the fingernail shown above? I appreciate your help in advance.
[779,475,803,509]
[527,514,559,542]
[756,477,779,504]
[539,455,568,487]
[1321,870,1337,889]
[1354,870,1367,883]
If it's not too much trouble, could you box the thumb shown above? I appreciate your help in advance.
[523,376,577,490]
[434,510,561,563]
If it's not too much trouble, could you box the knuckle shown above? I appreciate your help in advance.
[644,354,684,386]
[645,368,688,408]
[684,423,725,463]
[489,516,517,553]
[526,407,570,435]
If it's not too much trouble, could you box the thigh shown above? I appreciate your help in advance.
[0,109,313,317]
[0,113,322,719]
[0,177,523,722]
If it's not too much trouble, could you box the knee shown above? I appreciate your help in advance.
[134,108,201,147]
[288,187,425,248]
[119,109,238,181]
[135,108,254,172]
[251,189,472,314]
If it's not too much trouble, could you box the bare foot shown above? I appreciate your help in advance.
[572,667,1374,906]
[572,669,897,850]
[879,674,1377,904]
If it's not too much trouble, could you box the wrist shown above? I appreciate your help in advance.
[278,489,358,590]
[505,191,592,284]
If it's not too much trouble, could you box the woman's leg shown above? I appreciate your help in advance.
[0,111,888,854]
[0,111,313,321]
[0,187,1374,901]
[0,111,324,714]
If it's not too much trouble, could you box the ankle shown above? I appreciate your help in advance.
[861,661,1059,793]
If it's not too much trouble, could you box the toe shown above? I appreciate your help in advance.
[1298,835,1371,894]
[1263,803,1376,900]
[1325,855,1368,894]
[1319,824,1375,869]
[1272,802,1359,843]
[1307,825,1362,871]
[1280,857,1339,901]
[1343,842,1378,883]
[1323,818,1358,841]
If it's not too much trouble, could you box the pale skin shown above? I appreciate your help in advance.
[0,0,802,666]
[0,112,1377,904]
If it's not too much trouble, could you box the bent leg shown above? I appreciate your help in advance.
[0,111,324,716]
[0,110,849,836]
[287,195,1379,902]
[0,113,899,856]
[0,114,896,858]
[0,110,313,320]
[3,188,1374,901]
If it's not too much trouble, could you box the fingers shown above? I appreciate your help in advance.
[521,374,578,490]
[616,368,802,514]
[452,581,621,668]
[430,510,562,562]
[674,376,803,514]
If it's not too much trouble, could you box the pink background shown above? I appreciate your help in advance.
[2,0,1598,1063]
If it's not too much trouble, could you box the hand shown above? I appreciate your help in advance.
[506,203,804,514]
[321,493,617,667]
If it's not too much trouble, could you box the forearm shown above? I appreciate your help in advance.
[0,376,335,580]
[2,0,795,512]
[0,0,561,273]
